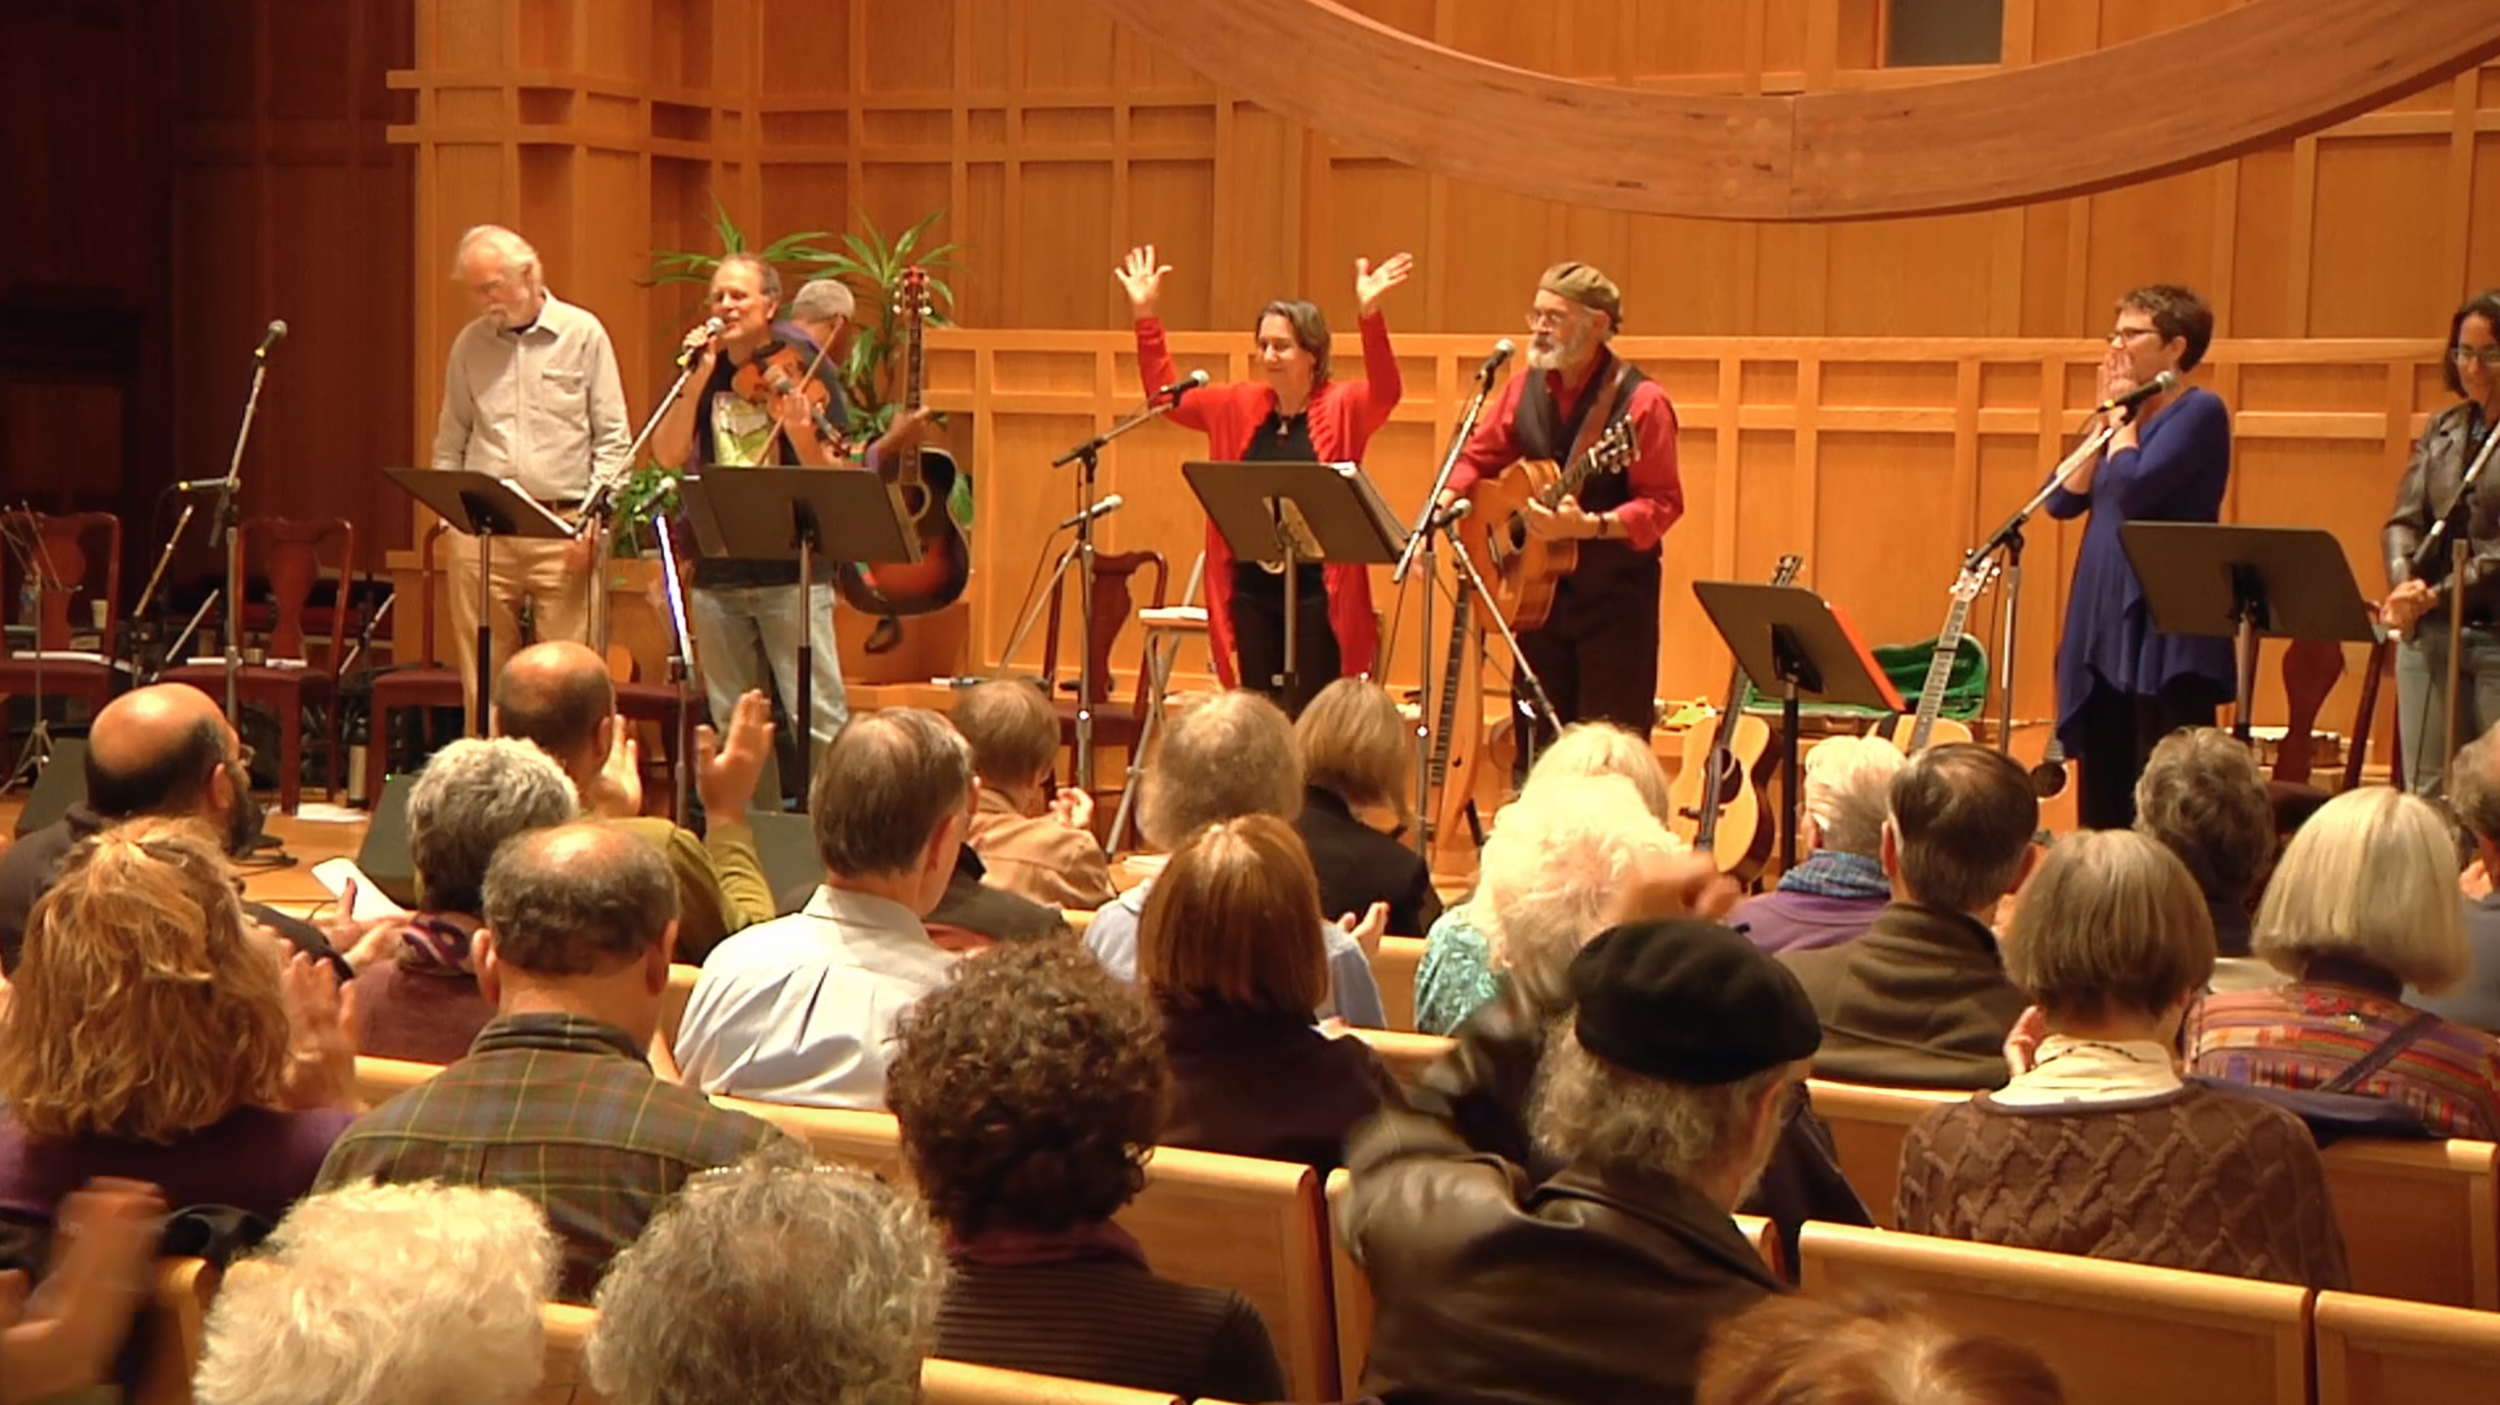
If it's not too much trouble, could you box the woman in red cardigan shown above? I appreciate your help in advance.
[1116,243,1413,714]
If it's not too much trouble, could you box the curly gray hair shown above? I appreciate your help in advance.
[407,736,579,916]
[1531,1027,1791,1188]
[587,1155,946,1405]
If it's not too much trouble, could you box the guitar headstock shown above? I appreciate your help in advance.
[1771,552,1804,588]
[1951,557,2003,603]
[893,266,933,320]
[1590,417,1637,474]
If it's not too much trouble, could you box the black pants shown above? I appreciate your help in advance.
[2075,677,2218,830]
[1513,549,1662,771]
[1230,565,1339,718]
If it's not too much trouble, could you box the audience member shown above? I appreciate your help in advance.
[2421,724,2500,1032]
[2133,726,2278,991]
[889,942,1288,1402]
[193,1183,558,1405]
[1294,676,1442,937]
[922,844,1076,951]
[2188,785,2500,1138]
[0,821,355,1226]
[1413,721,1674,1033]
[1142,815,1400,1172]
[1085,689,1387,1027]
[1347,919,1817,1404]
[349,738,576,1062]
[587,1156,944,1405]
[1896,831,2349,1286]
[1698,1293,2065,1405]
[316,823,790,1299]
[675,708,969,1108]
[1780,744,2039,1090]
[0,683,338,974]
[494,640,775,961]
[0,1179,163,1404]
[1727,736,1902,955]
[953,678,1116,909]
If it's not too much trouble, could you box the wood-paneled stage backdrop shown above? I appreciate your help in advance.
[14,0,2500,751]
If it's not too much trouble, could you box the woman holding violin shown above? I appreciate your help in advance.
[1115,244,1413,717]
[2382,289,2500,796]
[650,252,856,772]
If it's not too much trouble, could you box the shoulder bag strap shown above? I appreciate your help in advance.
[2318,1009,2448,1095]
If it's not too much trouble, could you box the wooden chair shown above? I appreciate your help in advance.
[536,1301,608,1405]
[1348,1027,1454,1090]
[354,1053,447,1107]
[1041,548,1169,766]
[1803,1079,1968,1229]
[1797,1222,2313,1405]
[2268,633,2397,830]
[922,1359,1185,1404]
[1372,935,1425,1032]
[365,521,466,803]
[2314,1289,2500,1404]
[712,1094,910,1183]
[163,516,356,811]
[134,1257,219,1405]
[0,510,124,719]
[2319,1137,2500,1309]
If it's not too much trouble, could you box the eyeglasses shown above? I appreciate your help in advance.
[2106,327,2163,347]
[2450,346,2500,367]
[1525,308,1578,330]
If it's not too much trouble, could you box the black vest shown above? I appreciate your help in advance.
[1514,352,1654,569]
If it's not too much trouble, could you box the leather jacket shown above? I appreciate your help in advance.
[2384,401,2500,623]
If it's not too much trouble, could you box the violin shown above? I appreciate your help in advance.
[730,339,844,466]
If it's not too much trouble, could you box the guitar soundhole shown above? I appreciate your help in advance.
[1709,750,1747,806]
[897,482,932,519]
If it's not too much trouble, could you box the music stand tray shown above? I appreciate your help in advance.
[1182,459,1408,698]
[1693,580,1903,874]
[384,468,582,730]
[679,467,920,801]
[2119,523,2377,743]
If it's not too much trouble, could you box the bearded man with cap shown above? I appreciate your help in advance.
[1343,917,1819,1405]
[1439,262,1683,750]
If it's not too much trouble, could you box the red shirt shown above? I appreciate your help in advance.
[1445,358,1684,552]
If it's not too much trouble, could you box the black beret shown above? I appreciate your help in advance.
[1569,919,1821,1085]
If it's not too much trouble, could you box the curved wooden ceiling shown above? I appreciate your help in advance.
[1093,0,2500,220]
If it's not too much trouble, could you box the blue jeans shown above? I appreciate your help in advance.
[2395,626,2500,795]
[687,582,848,762]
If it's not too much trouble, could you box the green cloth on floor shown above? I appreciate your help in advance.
[1740,633,1989,721]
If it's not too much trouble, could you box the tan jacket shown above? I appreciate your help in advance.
[965,788,1116,911]
[612,816,775,964]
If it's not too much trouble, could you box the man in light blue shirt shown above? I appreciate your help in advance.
[1083,690,1387,1028]
[675,708,970,1109]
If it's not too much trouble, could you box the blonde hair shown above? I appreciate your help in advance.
[1700,1293,2065,1405]
[1803,736,1905,857]
[2006,830,2214,1023]
[2255,786,2470,993]
[1296,677,1412,819]
[1477,775,1686,1007]
[0,817,288,1142]
[1522,721,1673,825]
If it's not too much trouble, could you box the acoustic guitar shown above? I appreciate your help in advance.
[1868,559,1998,754]
[1670,553,1805,881]
[835,266,972,616]
[1458,417,1637,632]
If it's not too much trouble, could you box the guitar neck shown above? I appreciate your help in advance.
[1906,595,1974,751]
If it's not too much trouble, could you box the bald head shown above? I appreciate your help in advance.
[84,684,235,820]
[494,642,617,777]
[482,821,678,977]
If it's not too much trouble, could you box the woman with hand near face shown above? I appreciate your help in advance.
[2382,290,2500,795]
[1115,245,1412,716]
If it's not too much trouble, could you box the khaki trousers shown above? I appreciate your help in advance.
[444,531,591,731]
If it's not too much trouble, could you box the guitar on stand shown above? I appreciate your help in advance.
[836,265,972,617]
[1456,417,1638,631]
[1868,558,2000,754]
[1669,553,1804,881]
[1419,585,1491,877]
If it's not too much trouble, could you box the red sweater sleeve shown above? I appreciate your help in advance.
[1444,374,1528,496]
[1340,311,1402,443]
[1132,316,1210,434]
[1613,381,1684,551]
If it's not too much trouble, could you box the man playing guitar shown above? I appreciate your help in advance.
[1438,262,1683,748]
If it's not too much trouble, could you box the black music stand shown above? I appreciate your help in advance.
[1694,580,1903,875]
[2121,523,2377,745]
[1183,459,1408,705]
[680,467,917,803]
[384,468,578,731]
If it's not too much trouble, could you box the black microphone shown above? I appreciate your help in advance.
[675,317,725,370]
[1057,494,1124,530]
[2030,739,2069,798]
[1157,369,1210,402]
[1477,338,1515,381]
[253,320,287,359]
[2093,369,2179,416]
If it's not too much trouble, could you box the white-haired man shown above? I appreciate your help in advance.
[1726,735,1906,955]
[430,223,631,728]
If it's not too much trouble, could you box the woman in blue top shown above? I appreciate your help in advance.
[2048,285,2236,829]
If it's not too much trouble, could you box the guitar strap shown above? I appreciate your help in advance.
[1563,360,1636,472]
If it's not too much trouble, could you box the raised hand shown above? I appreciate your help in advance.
[1355,252,1415,315]
[585,715,642,819]
[276,952,358,1112]
[1050,786,1095,833]
[1115,245,1171,319]
[697,689,776,820]
[1339,901,1391,960]
[0,1178,164,1402]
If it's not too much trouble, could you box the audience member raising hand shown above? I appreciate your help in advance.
[0,1178,163,1405]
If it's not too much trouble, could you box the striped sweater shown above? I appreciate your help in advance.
[2186,976,2500,1139]
[937,1255,1287,1403]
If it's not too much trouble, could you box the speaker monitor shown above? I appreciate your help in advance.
[354,772,422,909]
[748,809,817,916]
[15,737,88,838]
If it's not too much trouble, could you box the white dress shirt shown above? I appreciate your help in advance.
[430,291,632,501]
[673,885,957,1111]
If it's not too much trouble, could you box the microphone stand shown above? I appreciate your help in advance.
[581,353,704,653]
[1051,389,1184,791]
[650,508,699,830]
[213,343,276,731]
[1963,407,2128,756]
[128,488,206,682]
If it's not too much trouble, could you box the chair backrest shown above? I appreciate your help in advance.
[1043,549,1168,707]
[2273,637,2347,784]
[713,1094,911,1182]
[1371,936,1425,1033]
[0,510,121,655]
[922,1358,1184,1405]
[656,961,700,1054]
[2319,1136,2500,1309]
[135,1257,219,1405]
[1797,1222,2313,1405]
[538,1301,609,1405]
[241,516,356,666]
[1348,1027,1454,1091]
[355,1053,447,1107]
[1803,1079,1969,1229]
[2315,1289,2500,1404]
[2346,634,2399,791]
